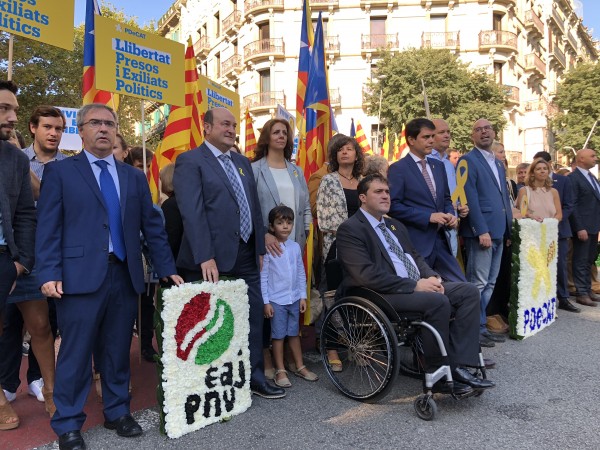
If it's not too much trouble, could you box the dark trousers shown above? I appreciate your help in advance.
[383,281,480,369]
[557,238,570,299]
[180,238,266,385]
[137,283,156,350]
[425,231,467,283]
[0,252,17,312]
[572,233,599,295]
[51,261,138,436]
[0,299,57,392]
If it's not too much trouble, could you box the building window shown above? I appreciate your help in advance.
[494,62,503,84]
[370,17,386,48]
[493,13,502,31]
[215,53,221,78]
[259,69,270,93]
[215,13,220,37]
[429,14,447,32]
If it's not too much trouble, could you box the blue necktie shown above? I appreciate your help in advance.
[377,223,420,281]
[588,172,600,195]
[94,160,126,260]
[218,154,252,242]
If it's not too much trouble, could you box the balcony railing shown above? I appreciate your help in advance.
[329,88,340,107]
[524,10,544,37]
[243,91,285,112]
[222,54,243,77]
[244,38,285,62]
[193,36,212,58]
[421,31,460,50]
[478,30,518,52]
[566,30,578,52]
[524,99,558,116]
[361,33,399,51]
[310,0,339,9]
[550,45,566,69]
[157,0,182,30]
[244,0,284,17]
[223,10,243,36]
[325,35,340,55]
[550,6,564,33]
[524,53,546,77]
[503,85,519,104]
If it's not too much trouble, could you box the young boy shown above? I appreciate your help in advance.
[261,206,318,387]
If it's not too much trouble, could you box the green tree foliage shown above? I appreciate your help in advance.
[0,2,156,148]
[364,48,507,151]
[550,62,600,155]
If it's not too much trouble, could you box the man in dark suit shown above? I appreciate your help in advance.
[36,103,182,450]
[336,173,494,394]
[173,107,285,400]
[0,80,36,430]
[389,118,466,282]
[459,119,512,348]
[533,151,579,312]
[568,148,600,307]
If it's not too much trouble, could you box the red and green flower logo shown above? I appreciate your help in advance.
[175,293,235,365]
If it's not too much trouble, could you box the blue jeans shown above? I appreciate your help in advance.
[464,237,504,333]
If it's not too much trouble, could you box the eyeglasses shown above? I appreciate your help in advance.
[82,119,117,129]
[473,125,493,133]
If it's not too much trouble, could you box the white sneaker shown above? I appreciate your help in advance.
[28,378,44,402]
[2,389,16,403]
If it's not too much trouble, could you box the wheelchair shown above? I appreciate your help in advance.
[319,261,487,421]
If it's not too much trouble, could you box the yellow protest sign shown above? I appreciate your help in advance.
[198,73,241,133]
[94,15,184,106]
[451,159,469,205]
[0,0,74,50]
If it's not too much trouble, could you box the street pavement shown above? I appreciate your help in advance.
[36,304,600,450]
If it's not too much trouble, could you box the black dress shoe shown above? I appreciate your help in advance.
[104,414,143,437]
[141,347,158,363]
[558,298,581,313]
[250,382,286,399]
[453,367,495,389]
[481,330,506,343]
[58,431,86,450]
[431,380,473,396]
[479,334,495,348]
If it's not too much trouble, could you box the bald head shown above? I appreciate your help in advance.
[471,118,495,151]
[576,148,598,170]
[432,118,451,153]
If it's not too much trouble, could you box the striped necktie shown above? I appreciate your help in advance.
[420,159,436,200]
[218,154,251,242]
[377,223,420,281]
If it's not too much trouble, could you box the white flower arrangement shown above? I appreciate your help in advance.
[511,218,559,339]
[160,279,252,438]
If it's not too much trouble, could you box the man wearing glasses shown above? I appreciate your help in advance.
[459,119,512,349]
[36,103,183,450]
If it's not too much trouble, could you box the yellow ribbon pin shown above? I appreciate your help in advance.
[451,159,468,205]
[238,167,245,176]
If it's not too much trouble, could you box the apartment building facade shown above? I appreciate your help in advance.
[148,0,597,165]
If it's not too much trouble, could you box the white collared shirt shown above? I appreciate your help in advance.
[476,147,502,189]
[361,208,419,279]
[409,152,436,192]
[260,239,307,305]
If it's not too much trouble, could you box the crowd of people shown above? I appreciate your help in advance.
[1,77,600,450]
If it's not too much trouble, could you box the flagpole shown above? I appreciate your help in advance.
[7,35,14,81]
[583,119,599,149]
[376,88,383,151]
[422,79,431,119]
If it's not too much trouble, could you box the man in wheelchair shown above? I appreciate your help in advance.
[335,173,494,396]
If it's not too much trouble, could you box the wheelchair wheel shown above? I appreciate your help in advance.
[414,394,437,421]
[320,296,398,402]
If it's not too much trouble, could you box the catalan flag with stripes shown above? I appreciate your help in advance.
[355,120,372,155]
[244,109,257,160]
[393,124,409,160]
[381,128,390,161]
[147,37,204,203]
[295,0,314,133]
[82,0,119,109]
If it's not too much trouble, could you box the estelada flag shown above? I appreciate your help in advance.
[82,0,119,109]
[147,36,204,203]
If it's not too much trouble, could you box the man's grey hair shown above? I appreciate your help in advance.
[76,103,118,128]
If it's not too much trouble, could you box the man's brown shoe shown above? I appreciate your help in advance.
[576,295,597,307]
[486,315,509,334]
[588,292,600,302]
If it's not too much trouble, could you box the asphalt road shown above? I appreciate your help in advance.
[38,304,600,450]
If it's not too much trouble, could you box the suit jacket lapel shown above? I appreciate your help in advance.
[356,210,395,271]
[286,163,302,213]
[201,145,238,202]
[116,161,128,222]
[74,153,107,210]
[472,149,502,194]
[576,169,600,201]
[258,158,280,206]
